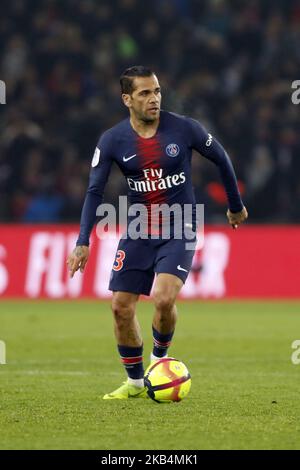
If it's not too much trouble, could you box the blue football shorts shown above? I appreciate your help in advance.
[109,232,197,296]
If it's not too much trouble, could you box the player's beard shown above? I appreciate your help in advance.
[141,116,156,123]
[131,106,160,124]
[140,109,160,123]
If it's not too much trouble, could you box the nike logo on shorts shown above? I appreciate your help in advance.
[177,265,188,272]
[123,154,137,162]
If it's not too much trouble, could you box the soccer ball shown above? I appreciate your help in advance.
[144,357,191,403]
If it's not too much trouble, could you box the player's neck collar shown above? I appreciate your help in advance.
[129,112,162,140]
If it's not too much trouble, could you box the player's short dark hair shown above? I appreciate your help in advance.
[120,66,154,94]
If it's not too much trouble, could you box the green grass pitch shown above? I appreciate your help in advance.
[1,300,300,450]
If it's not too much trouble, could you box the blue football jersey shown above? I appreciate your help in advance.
[77,111,243,245]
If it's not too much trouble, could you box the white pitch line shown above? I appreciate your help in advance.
[0,370,91,376]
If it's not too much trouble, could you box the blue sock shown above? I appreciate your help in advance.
[118,345,144,379]
[152,327,174,358]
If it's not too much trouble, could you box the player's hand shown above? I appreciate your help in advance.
[226,206,248,229]
[67,245,89,278]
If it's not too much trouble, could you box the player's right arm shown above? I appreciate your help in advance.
[67,130,114,278]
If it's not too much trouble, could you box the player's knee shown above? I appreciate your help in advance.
[111,299,135,323]
[153,291,175,313]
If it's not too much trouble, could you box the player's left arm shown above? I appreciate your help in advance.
[186,117,248,228]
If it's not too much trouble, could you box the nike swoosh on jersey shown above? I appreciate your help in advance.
[177,265,188,272]
[123,154,137,162]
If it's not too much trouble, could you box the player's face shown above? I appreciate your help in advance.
[123,75,161,123]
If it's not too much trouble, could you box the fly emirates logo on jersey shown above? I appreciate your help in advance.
[127,168,186,193]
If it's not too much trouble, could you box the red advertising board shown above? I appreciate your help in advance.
[0,224,299,299]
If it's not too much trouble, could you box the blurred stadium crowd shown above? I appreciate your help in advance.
[0,0,299,223]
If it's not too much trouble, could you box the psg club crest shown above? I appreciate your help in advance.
[166,143,180,157]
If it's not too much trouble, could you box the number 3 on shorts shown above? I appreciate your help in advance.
[113,250,126,271]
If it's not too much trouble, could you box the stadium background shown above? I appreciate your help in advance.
[1,0,300,224]
[0,0,300,299]
[1,0,300,451]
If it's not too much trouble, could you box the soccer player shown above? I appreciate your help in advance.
[67,66,248,399]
